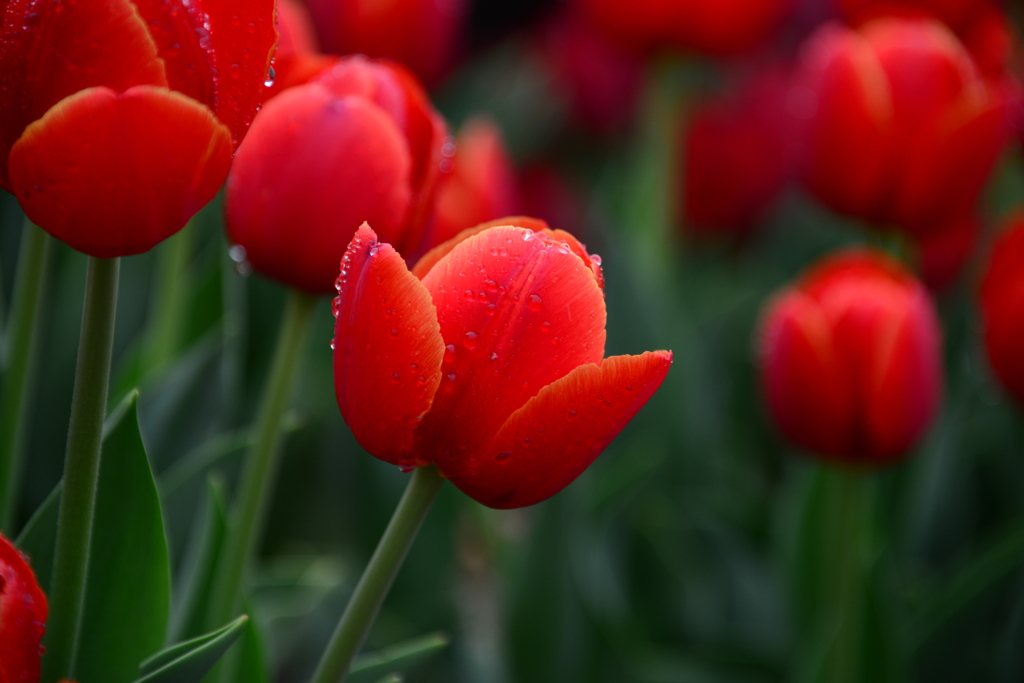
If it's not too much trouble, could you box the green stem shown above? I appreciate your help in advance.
[311,465,445,683]
[206,289,316,632]
[41,256,120,683]
[141,222,191,377]
[0,220,51,532]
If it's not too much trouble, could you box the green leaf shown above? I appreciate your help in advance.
[373,675,403,683]
[134,615,248,683]
[349,632,450,682]
[14,480,60,592]
[76,390,172,683]
[234,600,269,683]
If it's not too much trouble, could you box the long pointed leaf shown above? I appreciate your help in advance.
[134,615,249,683]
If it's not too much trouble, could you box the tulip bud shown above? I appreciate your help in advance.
[225,56,447,294]
[795,18,1009,238]
[0,533,47,683]
[758,249,943,464]
[980,213,1024,403]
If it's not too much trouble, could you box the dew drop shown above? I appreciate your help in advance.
[263,64,276,87]
[228,244,247,263]
[521,438,532,446]
[496,451,512,462]
[398,463,416,473]
[541,321,551,332]
[485,304,496,316]
[625,385,635,391]
[528,294,542,311]
[447,372,458,382]
[410,363,418,371]
[590,254,602,266]
[567,410,578,421]
[329,339,336,350]
[444,344,456,363]
[388,329,398,338]
[332,297,341,318]
[384,308,395,317]
[228,62,241,79]
[463,331,478,350]
[464,289,475,301]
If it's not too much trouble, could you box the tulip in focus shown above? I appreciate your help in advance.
[305,0,467,86]
[426,116,520,248]
[980,213,1024,404]
[578,0,791,55]
[0,532,47,683]
[796,18,1009,239]
[758,249,942,464]
[681,69,793,238]
[225,56,447,294]
[0,0,276,257]
[332,218,672,508]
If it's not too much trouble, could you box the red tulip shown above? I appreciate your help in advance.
[577,0,791,56]
[264,0,335,101]
[332,218,671,508]
[426,116,520,249]
[0,533,47,683]
[225,56,447,294]
[796,18,1009,238]
[681,68,793,238]
[305,0,467,86]
[0,0,276,258]
[980,213,1024,403]
[758,249,942,464]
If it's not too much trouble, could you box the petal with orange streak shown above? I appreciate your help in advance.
[416,225,607,471]
[333,224,446,467]
[445,351,672,509]
[10,85,232,258]
[0,0,167,190]
[411,216,552,279]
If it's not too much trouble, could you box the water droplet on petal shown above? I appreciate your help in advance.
[528,294,542,311]
[390,373,401,384]
[463,331,478,350]
[541,321,551,332]
[496,451,512,462]
[264,64,276,87]
[567,410,578,421]
[444,344,456,363]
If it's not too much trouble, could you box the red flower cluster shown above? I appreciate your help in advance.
[225,56,447,294]
[980,214,1024,404]
[332,219,671,508]
[759,249,942,464]
[0,533,47,683]
[796,18,1009,239]
[0,0,276,257]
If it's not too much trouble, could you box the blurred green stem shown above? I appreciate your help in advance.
[141,222,191,377]
[311,465,445,683]
[42,256,120,683]
[206,289,316,658]
[0,220,51,532]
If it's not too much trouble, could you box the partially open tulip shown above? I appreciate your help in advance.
[225,56,447,294]
[980,214,1024,403]
[332,218,671,508]
[681,68,793,238]
[0,0,276,258]
[426,117,520,248]
[758,249,942,464]
[578,0,791,56]
[796,18,1009,238]
[0,533,47,683]
[305,0,467,86]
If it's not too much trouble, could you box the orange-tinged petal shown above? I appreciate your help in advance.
[0,0,167,189]
[445,351,672,508]
[333,224,445,467]
[415,225,607,469]
[411,216,552,279]
[225,83,412,293]
[10,85,232,258]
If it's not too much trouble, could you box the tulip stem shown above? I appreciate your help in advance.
[42,256,120,683]
[206,289,316,645]
[311,465,446,683]
[0,219,51,533]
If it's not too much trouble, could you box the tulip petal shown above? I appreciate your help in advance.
[416,225,607,469]
[0,0,167,189]
[444,351,672,508]
[333,224,446,467]
[0,535,47,683]
[10,85,232,258]
[131,0,217,109]
[225,83,412,293]
[411,216,553,279]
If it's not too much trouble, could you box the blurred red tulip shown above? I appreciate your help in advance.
[796,18,1010,238]
[917,213,980,289]
[518,164,587,237]
[305,0,467,86]
[758,249,942,464]
[980,213,1024,403]
[332,219,671,508]
[535,9,644,135]
[0,533,47,683]
[225,56,447,294]
[577,0,791,56]
[426,116,520,248]
[264,0,335,100]
[681,68,794,238]
[0,0,276,258]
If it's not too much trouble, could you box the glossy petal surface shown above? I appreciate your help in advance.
[10,85,231,258]
[416,225,607,472]
[447,351,672,508]
[333,224,445,466]
[0,0,167,189]
[225,82,412,293]
[0,534,47,683]
[412,216,552,280]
